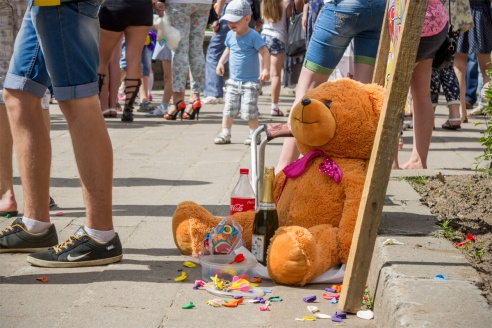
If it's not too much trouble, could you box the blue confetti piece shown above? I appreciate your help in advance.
[434,274,448,280]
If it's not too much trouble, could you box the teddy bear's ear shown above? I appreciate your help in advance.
[363,83,386,118]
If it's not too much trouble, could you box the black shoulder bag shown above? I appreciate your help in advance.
[432,1,459,70]
[285,5,306,58]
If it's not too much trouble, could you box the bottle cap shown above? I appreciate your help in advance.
[239,168,249,174]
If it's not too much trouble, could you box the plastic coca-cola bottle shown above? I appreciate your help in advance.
[230,168,256,215]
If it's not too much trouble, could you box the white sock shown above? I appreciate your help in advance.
[148,73,154,94]
[84,226,115,243]
[271,103,279,109]
[22,217,52,234]
[249,128,256,135]
[222,128,231,136]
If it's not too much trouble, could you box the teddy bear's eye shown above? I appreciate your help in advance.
[324,100,332,109]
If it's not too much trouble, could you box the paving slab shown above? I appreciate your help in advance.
[1,89,491,327]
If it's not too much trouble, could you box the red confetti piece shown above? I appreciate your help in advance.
[55,212,64,216]
[322,293,340,300]
[36,276,48,283]
[454,241,468,248]
[466,233,476,242]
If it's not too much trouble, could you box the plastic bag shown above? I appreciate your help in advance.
[201,217,244,255]
[155,15,181,50]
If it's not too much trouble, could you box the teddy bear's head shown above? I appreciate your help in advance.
[290,78,385,159]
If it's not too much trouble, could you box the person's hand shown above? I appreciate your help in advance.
[212,20,220,33]
[216,63,225,76]
[259,68,270,81]
[255,20,263,31]
[155,2,165,17]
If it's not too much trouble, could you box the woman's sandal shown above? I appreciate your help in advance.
[182,99,202,120]
[441,118,461,130]
[270,108,284,116]
[164,100,186,120]
[102,108,117,118]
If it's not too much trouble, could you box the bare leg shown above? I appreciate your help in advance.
[353,62,375,83]
[162,59,173,105]
[58,95,113,230]
[248,118,259,131]
[3,90,51,222]
[271,53,284,105]
[108,39,122,109]
[139,75,150,103]
[453,52,468,120]
[123,26,151,107]
[476,52,491,103]
[401,59,434,170]
[97,29,124,113]
[0,104,17,213]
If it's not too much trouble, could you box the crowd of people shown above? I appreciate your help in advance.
[0,0,491,268]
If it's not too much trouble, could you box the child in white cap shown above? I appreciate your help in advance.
[214,0,271,145]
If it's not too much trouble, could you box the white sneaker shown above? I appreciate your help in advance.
[214,134,231,144]
[203,97,223,104]
[244,134,261,146]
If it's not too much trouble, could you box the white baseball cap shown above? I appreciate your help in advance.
[219,0,252,23]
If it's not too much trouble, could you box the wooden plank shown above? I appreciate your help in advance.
[372,0,391,86]
[338,0,429,313]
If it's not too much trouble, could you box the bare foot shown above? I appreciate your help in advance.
[401,161,426,170]
[0,198,17,214]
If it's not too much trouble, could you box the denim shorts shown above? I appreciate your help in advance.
[304,0,386,74]
[223,79,260,121]
[3,0,101,101]
[261,35,286,55]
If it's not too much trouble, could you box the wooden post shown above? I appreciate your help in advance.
[338,0,429,313]
[372,1,390,87]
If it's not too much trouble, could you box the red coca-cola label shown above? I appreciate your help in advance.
[230,197,255,215]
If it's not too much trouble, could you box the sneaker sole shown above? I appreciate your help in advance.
[26,254,123,268]
[0,246,55,254]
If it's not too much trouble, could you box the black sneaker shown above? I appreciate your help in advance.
[0,218,58,253]
[27,227,123,268]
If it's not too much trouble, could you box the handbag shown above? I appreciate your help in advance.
[286,8,306,58]
[207,4,219,26]
[432,1,458,70]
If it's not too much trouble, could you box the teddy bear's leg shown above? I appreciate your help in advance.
[172,201,256,255]
[267,225,341,286]
[172,201,223,255]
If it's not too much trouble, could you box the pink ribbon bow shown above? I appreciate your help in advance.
[284,149,342,182]
[278,150,342,201]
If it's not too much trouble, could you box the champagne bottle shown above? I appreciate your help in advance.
[251,167,279,265]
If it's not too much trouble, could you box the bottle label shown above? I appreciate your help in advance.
[251,234,265,262]
[230,197,255,215]
[257,202,276,210]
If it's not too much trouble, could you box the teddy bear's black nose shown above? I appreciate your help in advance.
[301,98,311,106]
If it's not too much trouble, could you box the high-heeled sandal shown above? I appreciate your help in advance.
[121,78,141,122]
[182,99,202,120]
[164,100,186,120]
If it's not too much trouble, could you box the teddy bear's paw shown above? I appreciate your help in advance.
[172,201,221,255]
[266,226,318,286]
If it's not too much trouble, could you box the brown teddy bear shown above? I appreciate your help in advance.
[172,78,385,286]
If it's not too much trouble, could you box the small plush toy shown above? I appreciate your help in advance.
[172,78,385,286]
